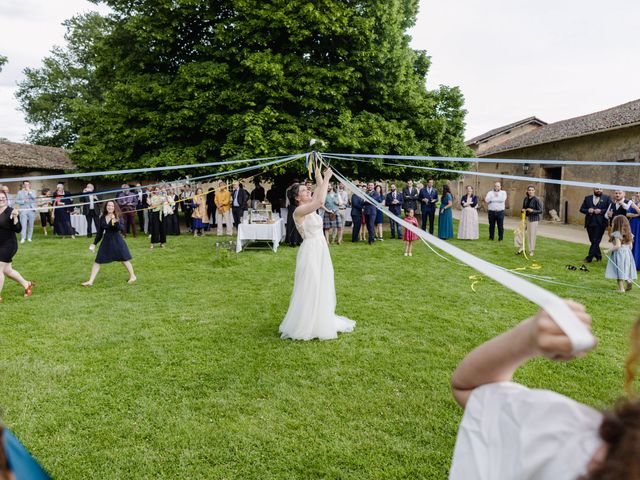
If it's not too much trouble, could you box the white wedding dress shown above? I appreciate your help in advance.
[279,212,356,340]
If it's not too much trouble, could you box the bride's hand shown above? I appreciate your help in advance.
[323,168,333,182]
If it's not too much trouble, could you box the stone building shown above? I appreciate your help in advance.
[0,140,82,194]
[462,99,640,224]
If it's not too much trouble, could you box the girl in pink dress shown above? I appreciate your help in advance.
[403,208,419,256]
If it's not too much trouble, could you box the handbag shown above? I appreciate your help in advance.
[328,211,337,221]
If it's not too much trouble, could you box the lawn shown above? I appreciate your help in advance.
[0,222,636,479]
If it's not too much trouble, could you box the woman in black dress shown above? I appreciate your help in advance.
[52,182,75,238]
[82,200,136,286]
[0,191,33,302]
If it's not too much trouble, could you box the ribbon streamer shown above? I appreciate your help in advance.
[326,157,595,354]
[0,153,304,184]
[15,155,303,213]
[326,152,640,167]
[324,154,640,193]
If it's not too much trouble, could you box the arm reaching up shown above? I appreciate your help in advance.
[293,169,333,220]
[451,300,593,408]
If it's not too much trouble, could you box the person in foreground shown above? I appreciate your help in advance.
[0,191,33,302]
[278,167,355,340]
[82,201,136,286]
[450,300,640,479]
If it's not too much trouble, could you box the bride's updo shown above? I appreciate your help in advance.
[287,183,302,206]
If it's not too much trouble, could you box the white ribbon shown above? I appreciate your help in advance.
[0,153,304,184]
[329,161,595,353]
[16,155,302,212]
[325,155,640,193]
[326,152,640,167]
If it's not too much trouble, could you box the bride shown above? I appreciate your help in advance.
[279,167,356,340]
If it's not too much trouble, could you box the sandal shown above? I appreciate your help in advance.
[566,265,577,271]
[579,265,589,272]
[24,281,34,297]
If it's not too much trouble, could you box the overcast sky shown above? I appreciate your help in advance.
[1,0,639,143]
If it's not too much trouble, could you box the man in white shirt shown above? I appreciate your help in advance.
[484,182,507,241]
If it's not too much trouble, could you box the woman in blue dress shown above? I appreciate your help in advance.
[438,184,454,240]
[628,196,640,270]
[82,200,136,286]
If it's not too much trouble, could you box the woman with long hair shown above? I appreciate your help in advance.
[0,191,33,302]
[437,184,454,240]
[278,167,355,340]
[82,200,136,286]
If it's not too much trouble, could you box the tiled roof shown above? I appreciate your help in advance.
[465,116,547,145]
[480,99,640,156]
[0,140,75,171]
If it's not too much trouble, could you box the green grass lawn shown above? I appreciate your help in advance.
[1,222,637,479]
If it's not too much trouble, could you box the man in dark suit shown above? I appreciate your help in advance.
[350,185,365,242]
[363,182,382,245]
[418,178,438,234]
[402,179,419,215]
[231,181,249,229]
[579,187,612,262]
[134,182,147,234]
[385,184,404,239]
[81,183,101,238]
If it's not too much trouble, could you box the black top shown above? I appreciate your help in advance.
[0,207,22,263]
[522,196,543,222]
[461,194,478,208]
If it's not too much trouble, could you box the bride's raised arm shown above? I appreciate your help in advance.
[293,168,333,219]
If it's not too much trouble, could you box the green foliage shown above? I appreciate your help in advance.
[0,55,7,72]
[0,224,633,478]
[17,1,473,179]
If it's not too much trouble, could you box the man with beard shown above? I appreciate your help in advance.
[579,188,611,262]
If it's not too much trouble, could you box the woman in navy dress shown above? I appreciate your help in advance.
[52,183,75,238]
[0,191,34,302]
[438,184,454,240]
[82,201,136,286]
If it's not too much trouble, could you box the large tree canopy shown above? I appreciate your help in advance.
[17,0,472,179]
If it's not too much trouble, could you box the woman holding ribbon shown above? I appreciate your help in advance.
[0,191,34,302]
[278,166,355,340]
[450,300,640,479]
[147,186,167,249]
[82,200,136,286]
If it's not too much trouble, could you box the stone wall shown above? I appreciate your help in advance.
[460,125,640,224]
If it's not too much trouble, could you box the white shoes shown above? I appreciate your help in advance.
[20,239,25,244]
[28,239,32,242]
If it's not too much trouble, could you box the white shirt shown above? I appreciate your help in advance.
[485,190,507,211]
[450,382,603,480]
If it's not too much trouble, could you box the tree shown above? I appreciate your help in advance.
[0,55,7,72]
[17,1,472,180]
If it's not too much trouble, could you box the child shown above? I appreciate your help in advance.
[605,215,637,292]
[450,300,640,479]
[402,208,419,256]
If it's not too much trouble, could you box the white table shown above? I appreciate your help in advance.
[70,215,87,236]
[236,219,286,253]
